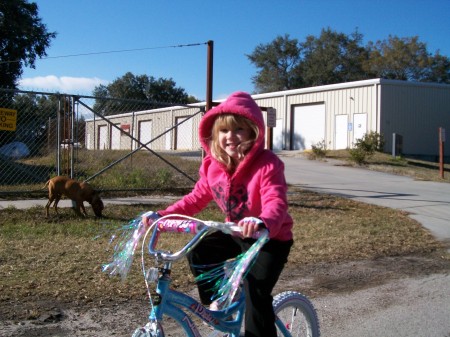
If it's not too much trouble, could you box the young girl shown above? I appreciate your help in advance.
[143,91,293,337]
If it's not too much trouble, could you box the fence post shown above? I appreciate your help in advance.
[439,127,445,179]
[392,133,403,157]
[57,97,61,176]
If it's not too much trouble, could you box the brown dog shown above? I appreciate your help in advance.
[44,176,104,218]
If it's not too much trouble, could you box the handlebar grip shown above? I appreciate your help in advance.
[157,219,201,234]
[156,217,267,239]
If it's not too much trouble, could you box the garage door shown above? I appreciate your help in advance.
[292,104,325,151]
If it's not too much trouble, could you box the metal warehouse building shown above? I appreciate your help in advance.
[85,78,450,159]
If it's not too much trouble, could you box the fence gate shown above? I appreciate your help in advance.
[0,88,201,197]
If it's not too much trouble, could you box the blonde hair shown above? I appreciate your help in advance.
[209,114,259,171]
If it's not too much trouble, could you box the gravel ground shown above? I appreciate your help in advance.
[2,253,449,337]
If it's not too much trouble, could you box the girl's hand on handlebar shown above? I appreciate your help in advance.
[141,211,160,227]
[238,217,265,238]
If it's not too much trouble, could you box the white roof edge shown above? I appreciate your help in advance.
[85,102,206,122]
[251,79,382,99]
[251,78,450,100]
[377,78,450,89]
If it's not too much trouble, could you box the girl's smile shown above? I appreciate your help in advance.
[218,126,251,161]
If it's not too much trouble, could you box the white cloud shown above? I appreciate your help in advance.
[18,75,109,93]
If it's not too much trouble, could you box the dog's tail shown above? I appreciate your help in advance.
[42,180,50,190]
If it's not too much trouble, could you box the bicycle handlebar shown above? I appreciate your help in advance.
[147,216,268,262]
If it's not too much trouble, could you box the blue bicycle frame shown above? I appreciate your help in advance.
[139,216,294,337]
[149,265,245,337]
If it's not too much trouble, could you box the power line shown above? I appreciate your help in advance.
[0,42,208,64]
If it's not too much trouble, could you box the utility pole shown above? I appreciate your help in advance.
[206,40,214,112]
[203,40,214,159]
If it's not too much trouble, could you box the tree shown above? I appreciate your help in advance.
[0,92,58,152]
[248,30,450,92]
[425,53,450,83]
[365,36,429,81]
[247,29,370,92]
[364,35,450,84]
[246,34,303,93]
[0,0,56,89]
[299,28,371,86]
[92,72,197,115]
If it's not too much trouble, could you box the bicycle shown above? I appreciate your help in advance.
[127,214,320,337]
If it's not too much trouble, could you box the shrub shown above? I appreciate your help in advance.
[349,147,368,165]
[349,132,384,165]
[309,140,328,160]
[358,131,384,153]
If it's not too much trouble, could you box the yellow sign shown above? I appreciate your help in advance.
[0,108,17,131]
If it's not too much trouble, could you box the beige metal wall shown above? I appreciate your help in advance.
[253,80,380,150]
[85,79,450,157]
[85,105,204,151]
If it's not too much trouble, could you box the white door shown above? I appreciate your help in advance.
[165,127,172,150]
[353,113,367,145]
[272,118,283,152]
[175,117,193,150]
[139,120,152,149]
[111,124,121,150]
[86,134,91,150]
[98,125,108,149]
[335,115,348,150]
[292,104,325,151]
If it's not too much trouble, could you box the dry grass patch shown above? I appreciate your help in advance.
[326,150,450,183]
[288,189,441,264]
[0,188,447,321]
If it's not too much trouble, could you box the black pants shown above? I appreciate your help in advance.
[187,231,293,337]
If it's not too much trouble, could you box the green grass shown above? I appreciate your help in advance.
[0,149,200,195]
[1,188,448,319]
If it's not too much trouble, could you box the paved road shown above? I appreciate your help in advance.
[278,154,450,337]
[280,155,450,245]
[315,273,450,337]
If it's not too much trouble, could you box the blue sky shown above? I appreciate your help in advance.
[19,0,450,101]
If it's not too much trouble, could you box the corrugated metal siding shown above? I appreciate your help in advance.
[85,79,450,157]
[265,85,378,150]
[381,83,450,156]
[85,105,204,151]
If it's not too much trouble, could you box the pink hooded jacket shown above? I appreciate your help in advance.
[158,91,293,241]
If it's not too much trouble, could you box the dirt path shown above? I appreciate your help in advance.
[2,253,449,337]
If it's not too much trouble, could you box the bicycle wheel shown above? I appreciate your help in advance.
[273,291,320,337]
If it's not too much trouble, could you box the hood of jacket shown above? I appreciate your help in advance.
[199,91,265,164]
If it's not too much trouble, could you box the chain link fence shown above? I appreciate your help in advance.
[0,88,203,198]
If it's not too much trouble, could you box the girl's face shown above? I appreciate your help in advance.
[218,124,252,161]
